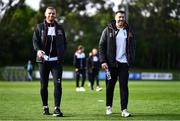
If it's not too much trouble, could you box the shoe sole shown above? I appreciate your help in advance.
[121,113,131,117]
[106,111,112,115]
[53,114,63,117]
[106,113,112,115]
[96,88,102,91]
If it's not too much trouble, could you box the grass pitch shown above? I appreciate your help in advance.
[0,80,180,120]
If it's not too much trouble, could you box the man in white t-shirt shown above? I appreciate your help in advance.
[99,10,135,117]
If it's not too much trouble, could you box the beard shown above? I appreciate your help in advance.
[116,20,124,28]
[119,20,124,25]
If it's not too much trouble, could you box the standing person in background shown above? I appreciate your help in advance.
[32,6,67,117]
[26,60,33,81]
[99,10,135,117]
[87,48,102,91]
[73,45,86,92]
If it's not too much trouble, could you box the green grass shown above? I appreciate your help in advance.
[0,80,180,120]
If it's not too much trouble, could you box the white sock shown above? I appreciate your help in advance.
[54,106,59,110]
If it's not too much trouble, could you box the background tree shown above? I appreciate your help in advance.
[0,0,37,66]
[128,0,180,69]
[0,0,179,69]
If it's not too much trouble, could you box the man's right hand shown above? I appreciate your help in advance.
[101,63,108,70]
[75,68,79,72]
[37,50,45,58]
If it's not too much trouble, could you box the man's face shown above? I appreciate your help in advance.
[78,48,84,53]
[45,8,56,22]
[92,49,97,55]
[115,12,125,27]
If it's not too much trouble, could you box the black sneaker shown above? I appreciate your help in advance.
[53,107,63,117]
[43,107,50,115]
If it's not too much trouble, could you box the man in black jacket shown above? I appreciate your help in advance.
[99,10,135,117]
[32,6,67,117]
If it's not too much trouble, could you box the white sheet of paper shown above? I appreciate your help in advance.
[47,27,56,36]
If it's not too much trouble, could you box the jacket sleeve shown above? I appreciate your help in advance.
[73,53,77,67]
[87,57,92,72]
[86,57,90,70]
[99,27,108,64]
[32,24,41,51]
[83,57,86,68]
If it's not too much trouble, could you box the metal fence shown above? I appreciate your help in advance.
[1,66,27,81]
[0,66,180,81]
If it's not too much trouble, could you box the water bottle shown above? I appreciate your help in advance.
[105,69,111,80]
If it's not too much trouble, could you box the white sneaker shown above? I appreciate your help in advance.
[106,106,112,115]
[79,87,86,92]
[121,109,131,117]
[96,86,102,91]
[76,87,80,92]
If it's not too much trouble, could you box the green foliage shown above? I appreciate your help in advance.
[0,4,37,66]
[129,0,180,69]
[0,0,179,69]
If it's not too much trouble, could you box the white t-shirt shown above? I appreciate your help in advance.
[47,27,56,36]
[93,56,98,62]
[115,28,127,63]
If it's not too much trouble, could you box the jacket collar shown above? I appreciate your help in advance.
[43,20,58,26]
[108,20,129,30]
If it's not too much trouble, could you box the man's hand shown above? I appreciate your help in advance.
[75,68,79,72]
[37,50,45,58]
[101,63,108,70]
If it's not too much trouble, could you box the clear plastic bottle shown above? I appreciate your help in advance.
[105,69,111,80]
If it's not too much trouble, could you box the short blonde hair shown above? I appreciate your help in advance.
[46,6,56,11]
[45,6,56,16]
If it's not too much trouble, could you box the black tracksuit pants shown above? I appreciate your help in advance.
[106,63,129,110]
[76,68,86,87]
[39,61,62,107]
[89,68,99,90]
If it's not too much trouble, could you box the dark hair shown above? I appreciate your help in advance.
[46,6,56,11]
[115,10,125,15]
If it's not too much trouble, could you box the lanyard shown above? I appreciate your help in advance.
[115,29,119,37]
